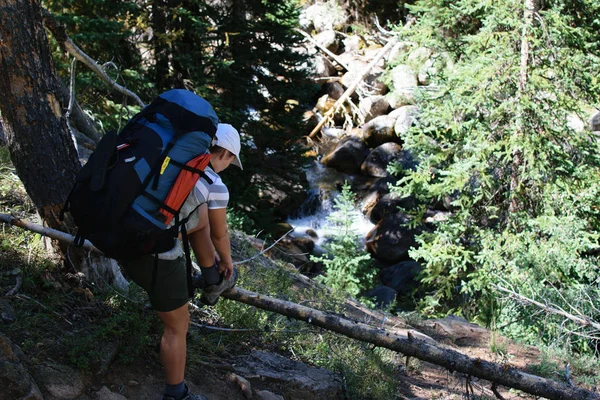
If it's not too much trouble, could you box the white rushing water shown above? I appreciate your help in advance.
[286,160,375,246]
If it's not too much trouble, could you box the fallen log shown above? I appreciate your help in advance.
[2,213,599,400]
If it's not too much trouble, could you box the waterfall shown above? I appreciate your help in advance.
[286,160,374,246]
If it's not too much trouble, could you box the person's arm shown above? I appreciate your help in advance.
[208,207,234,279]
[187,204,216,267]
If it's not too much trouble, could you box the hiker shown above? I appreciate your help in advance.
[120,123,243,400]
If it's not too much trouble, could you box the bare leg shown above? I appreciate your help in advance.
[157,303,190,384]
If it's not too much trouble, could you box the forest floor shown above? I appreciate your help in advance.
[0,235,584,400]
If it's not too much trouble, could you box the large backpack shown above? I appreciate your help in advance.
[63,89,218,265]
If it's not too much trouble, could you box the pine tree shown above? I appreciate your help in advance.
[392,0,600,351]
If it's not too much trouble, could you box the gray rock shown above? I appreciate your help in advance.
[234,350,341,400]
[257,390,285,400]
[358,95,390,123]
[93,386,128,400]
[362,114,400,148]
[0,333,43,400]
[366,213,420,263]
[380,260,423,294]
[363,285,397,309]
[361,143,403,177]
[314,30,339,53]
[393,105,420,137]
[33,363,85,399]
[321,137,369,174]
[590,111,600,132]
[0,299,16,324]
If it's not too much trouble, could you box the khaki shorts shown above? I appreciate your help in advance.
[120,255,189,312]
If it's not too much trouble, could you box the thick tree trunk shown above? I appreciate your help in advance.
[0,0,126,288]
[0,0,80,228]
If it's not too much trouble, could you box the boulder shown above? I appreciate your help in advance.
[366,213,419,263]
[590,111,600,132]
[300,3,348,33]
[358,95,390,123]
[0,333,43,400]
[361,142,403,177]
[32,363,84,399]
[363,285,397,309]
[393,105,420,137]
[379,260,423,294]
[312,55,337,78]
[93,386,128,400]
[362,114,401,148]
[323,81,345,100]
[386,64,418,107]
[321,136,369,174]
[363,192,417,224]
[234,350,342,400]
[314,30,339,53]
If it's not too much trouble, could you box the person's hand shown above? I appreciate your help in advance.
[217,258,234,280]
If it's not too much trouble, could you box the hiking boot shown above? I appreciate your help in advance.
[199,269,238,306]
[162,385,207,400]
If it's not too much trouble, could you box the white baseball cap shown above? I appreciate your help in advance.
[215,123,243,169]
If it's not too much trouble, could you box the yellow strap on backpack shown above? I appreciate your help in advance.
[160,156,171,174]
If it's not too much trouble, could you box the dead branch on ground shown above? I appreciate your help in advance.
[308,38,397,139]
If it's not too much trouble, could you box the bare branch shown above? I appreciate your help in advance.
[41,9,145,108]
[294,28,350,72]
[0,213,100,254]
[493,284,600,333]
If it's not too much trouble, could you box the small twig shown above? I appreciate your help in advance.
[5,276,22,296]
[233,229,294,265]
[374,16,394,37]
[14,294,73,326]
[565,363,574,387]
[491,382,506,400]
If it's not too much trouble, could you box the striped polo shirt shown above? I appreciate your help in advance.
[158,166,229,259]
[181,166,229,230]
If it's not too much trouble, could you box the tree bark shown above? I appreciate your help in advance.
[0,0,80,229]
[0,0,126,287]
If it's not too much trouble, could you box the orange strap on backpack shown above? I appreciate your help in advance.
[159,152,212,224]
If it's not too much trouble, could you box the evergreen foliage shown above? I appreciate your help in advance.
[45,0,318,232]
[311,182,374,297]
[391,0,600,352]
